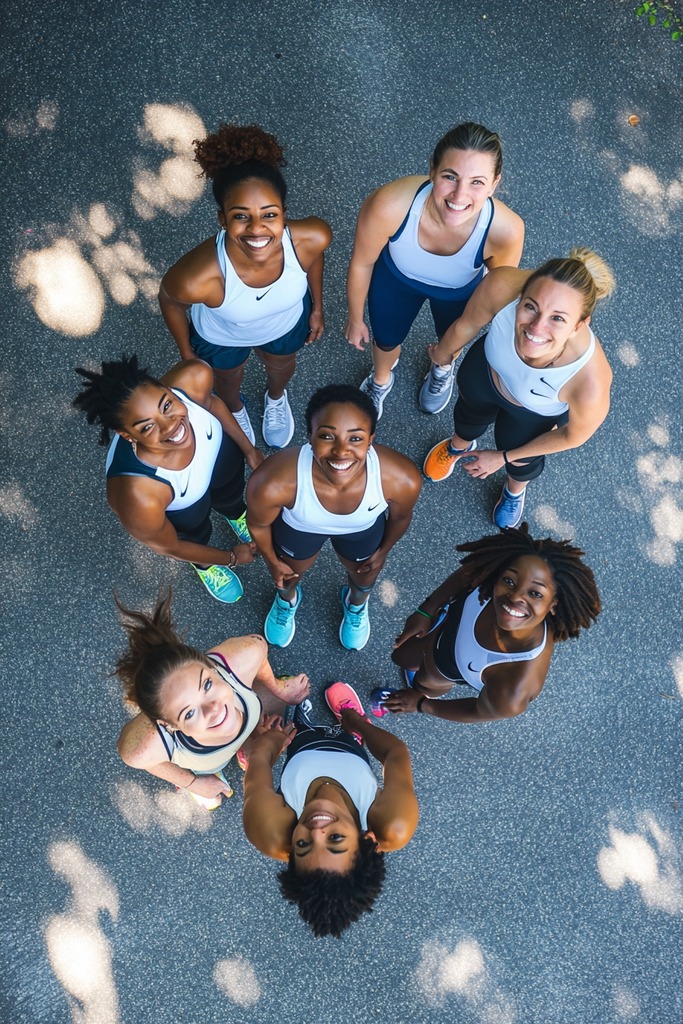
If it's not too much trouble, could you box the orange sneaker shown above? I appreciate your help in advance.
[423,438,477,481]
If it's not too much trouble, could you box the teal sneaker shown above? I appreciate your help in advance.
[264,586,302,647]
[224,511,252,543]
[193,564,243,603]
[339,586,371,651]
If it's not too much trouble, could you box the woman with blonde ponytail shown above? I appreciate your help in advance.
[422,247,615,526]
[115,590,309,809]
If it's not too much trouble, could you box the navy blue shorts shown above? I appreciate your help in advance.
[190,292,312,370]
[272,511,386,562]
[367,246,484,351]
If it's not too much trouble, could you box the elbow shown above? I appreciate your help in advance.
[379,817,416,852]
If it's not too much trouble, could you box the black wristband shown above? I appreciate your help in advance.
[416,696,428,713]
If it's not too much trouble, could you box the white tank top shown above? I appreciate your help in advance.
[454,589,547,692]
[282,444,388,535]
[190,227,308,346]
[105,389,222,511]
[388,183,494,288]
[155,653,262,773]
[280,750,378,831]
[485,299,596,416]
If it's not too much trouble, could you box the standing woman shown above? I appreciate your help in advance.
[246,385,422,650]
[423,248,616,527]
[159,123,332,449]
[74,356,260,602]
[345,122,524,418]
[115,589,310,810]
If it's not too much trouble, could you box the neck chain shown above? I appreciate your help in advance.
[542,342,567,369]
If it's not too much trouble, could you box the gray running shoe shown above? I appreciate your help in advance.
[418,363,455,414]
[359,369,395,420]
[263,389,295,448]
[232,396,255,445]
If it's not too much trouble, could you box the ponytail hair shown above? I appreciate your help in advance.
[193,123,288,208]
[523,247,616,320]
[113,590,210,722]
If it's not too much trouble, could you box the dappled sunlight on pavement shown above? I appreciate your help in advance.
[3,99,59,136]
[111,778,214,835]
[612,982,641,1020]
[597,814,683,913]
[132,104,206,220]
[213,955,262,1007]
[532,503,575,538]
[0,483,39,528]
[416,936,516,1021]
[44,841,120,1024]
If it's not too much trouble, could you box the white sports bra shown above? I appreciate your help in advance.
[282,445,388,535]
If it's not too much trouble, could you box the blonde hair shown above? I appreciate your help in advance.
[523,247,616,319]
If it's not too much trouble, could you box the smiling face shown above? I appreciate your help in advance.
[291,798,365,874]
[515,277,589,365]
[429,148,500,225]
[309,402,375,485]
[118,383,191,454]
[492,555,557,633]
[218,178,285,262]
[157,659,243,745]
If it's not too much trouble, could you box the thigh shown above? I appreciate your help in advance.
[429,296,469,339]
[368,249,427,349]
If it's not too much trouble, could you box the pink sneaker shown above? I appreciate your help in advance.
[325,682,366,744]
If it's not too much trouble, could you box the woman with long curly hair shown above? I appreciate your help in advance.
[379,525,601,722]
[159,123,332,449]
[115,589,309,809]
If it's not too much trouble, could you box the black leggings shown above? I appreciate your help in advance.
[168,432,245,545]
[454,337,568,483]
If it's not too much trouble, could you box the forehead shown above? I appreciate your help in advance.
[521,277,584,314]
[311,402,373,431]
[159,659,211,714]
[434,147,497,176]
[223,177,283,208]
[120,381,165,418]
[504,554,555,586]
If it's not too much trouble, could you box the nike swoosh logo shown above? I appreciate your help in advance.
[180,483,189,497]
[255,289,272,301]
[539,376,556,390]
[206,424,213,440]
[367,502,382,511]
[468,662,480,673]
[530,389,553,398]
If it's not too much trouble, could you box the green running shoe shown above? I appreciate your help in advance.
[194,564,243,603]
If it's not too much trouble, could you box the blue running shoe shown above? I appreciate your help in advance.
[264,586,302,647]
[193,564,243,603]
[339,586,371,651]
[224,510,252,543]
[493,486,527,529]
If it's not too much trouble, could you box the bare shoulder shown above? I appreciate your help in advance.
[161,236,223,303]
[360,175,427,228]
[287,217,333,252]
[117,713,167,768]
[374,443,422,491]
[161,359,213,404]
[246,448,300,501]
[488,198,525,247]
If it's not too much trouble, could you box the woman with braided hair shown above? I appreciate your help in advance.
[73,356,261,602]
[159,123,332,449]
[423,248,616,528]
[380,524,601,722]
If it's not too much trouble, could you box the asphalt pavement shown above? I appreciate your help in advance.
[1,1,682,1022]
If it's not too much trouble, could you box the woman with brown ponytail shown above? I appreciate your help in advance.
[115,590,309,810]
[159,124,332,450]
[423,248,616,527]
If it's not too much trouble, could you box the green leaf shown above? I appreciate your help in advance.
[672,29,681,37]
[649,12,657,22]
[664,18,670,25]
[637,4,644,12]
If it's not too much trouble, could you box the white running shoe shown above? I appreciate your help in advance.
[232,396,255,445]
[263,390,295,448]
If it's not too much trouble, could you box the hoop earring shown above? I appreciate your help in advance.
[131,439,137,454]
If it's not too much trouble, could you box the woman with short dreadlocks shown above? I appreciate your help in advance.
[380,524,601,722]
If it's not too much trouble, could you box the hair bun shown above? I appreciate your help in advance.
[194,123,286,178]
[568,247,616,302]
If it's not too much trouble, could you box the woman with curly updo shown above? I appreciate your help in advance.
[159,124,332,450]
[379,525,601,723]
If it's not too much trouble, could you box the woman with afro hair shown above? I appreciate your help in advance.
[380,524,601,722]
[242,683,419,938]
[159,123,332,450]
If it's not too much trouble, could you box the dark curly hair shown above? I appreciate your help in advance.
[73,354,159,446]
[431,121,503,178]
[113,589,211,722]
[456,524,601,642]
[305,384,378,436]
[193,123,288,208]
[277,835,386,938]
